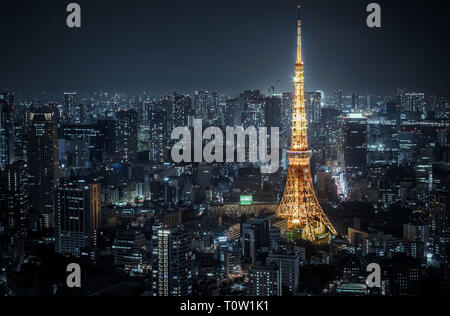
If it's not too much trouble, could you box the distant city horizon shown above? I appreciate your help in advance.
[4,88,449,105]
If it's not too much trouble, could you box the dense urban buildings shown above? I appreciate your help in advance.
[1,3,450,298]
[0,81,449,297]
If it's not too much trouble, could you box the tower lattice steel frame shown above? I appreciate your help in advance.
[277,5,338,242]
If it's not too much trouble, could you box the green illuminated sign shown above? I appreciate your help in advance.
[240,195,253,206]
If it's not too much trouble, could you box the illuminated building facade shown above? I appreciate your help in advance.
[63,92,78,123]
[113,227,148,275]
[55,181,101,257]
[151,223,193,296]
[116,109,138,161]
[344,113,368,180]
[251,264,282,296]
[0,92,14,171]
[266,251,300,295]
[27,110,60,228]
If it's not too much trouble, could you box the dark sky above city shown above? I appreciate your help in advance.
[1,0,449,98]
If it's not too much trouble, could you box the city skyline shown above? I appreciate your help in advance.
[1,0,450,98]
[1,0,450,299]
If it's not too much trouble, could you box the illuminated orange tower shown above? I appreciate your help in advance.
[277,5,337,242]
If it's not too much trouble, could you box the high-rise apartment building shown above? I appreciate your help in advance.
[429,192,450,270]
[251,264,282,296]
[333,89,342,110]
[55,181,101,257]
[116,109,138,161]
[149,110,168,164]
[194,91,209,121]
[266,251,300,295]
[0,92,14,171]
[151,223,192,296]
[305,91,321,124]
[27,110,60,228]
[63,92,78,123]
[5,161,28,258]
[344,113,368,179]
[172,93,192,129]
[351,94,359,110]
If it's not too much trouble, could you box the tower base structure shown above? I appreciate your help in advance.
[277,150,337,243]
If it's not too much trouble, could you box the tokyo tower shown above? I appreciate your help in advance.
[277,5,338,242]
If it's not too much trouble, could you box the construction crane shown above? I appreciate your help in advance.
[269,80,280,96]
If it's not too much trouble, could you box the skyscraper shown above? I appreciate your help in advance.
[429,192,450,271]
[5,161,28,258]
[63,92,78,123]
[400,92,426,115]
[172,93,192,129]
[305,91,321,124]
[277,6,337,242]
[151,223,192,296]
[27,110,60,228]
[240,90,265,128]
[266,251,300,295]
[344,113,368,179]
[116,109,138,161]
[149,110,168,164]
[351,94,359,110]
[0,92,14,171]
[210,91,220,125]
[264,96,282,129]
[333,89,342,110]
[194,91,209,121]
[225,98,242,127]
[97,119,117,159]
[55,181,101,257]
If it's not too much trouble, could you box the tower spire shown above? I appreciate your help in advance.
[297,4,302,63]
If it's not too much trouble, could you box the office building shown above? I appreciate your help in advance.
[344,113,368,179]
[0,92,14,171]
[266,251,299,295]
[55,181,101,257]
[113,227,148,275]
[27,110,60,228]
[116,109,138,161]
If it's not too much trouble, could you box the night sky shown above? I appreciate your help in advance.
[1,0,449,97]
